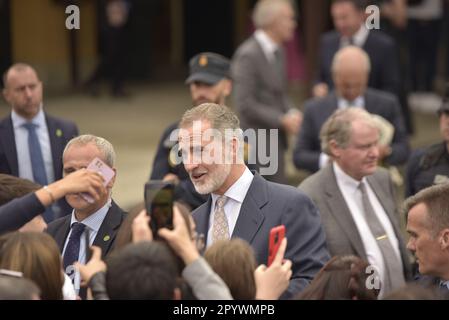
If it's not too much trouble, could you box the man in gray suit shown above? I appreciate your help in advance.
[178,103,329,299]
[299,108,412,297]
[231,0,302,183]
[293,46,409,173]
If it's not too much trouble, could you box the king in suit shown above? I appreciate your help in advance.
[46,135,126,298]
[1,63,79,219]
[299,108,412,297]
[178,103,330,299]
[294,46,409,173]
[231,0,302,183]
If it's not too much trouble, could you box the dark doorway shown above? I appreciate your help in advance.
[183,0,234,61]
[0,0,11,87]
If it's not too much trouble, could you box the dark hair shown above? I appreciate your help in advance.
[332,0,369,11]
[204,239,257,299]
[0,232,64,300]
[0,174,41,206]
[296,255,379,300]
[106,241,179,299]
[0,275,41,300]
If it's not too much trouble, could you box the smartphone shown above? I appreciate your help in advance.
[144,181,174,238]
[268,225,285,267]
[81,157,115,203]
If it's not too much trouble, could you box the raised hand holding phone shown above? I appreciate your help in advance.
[81,157,115,203]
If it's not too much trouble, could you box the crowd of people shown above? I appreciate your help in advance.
[0,0,448,300]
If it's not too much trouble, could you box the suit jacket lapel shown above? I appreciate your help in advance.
[324,165,367,259]
[252,37,283,90]
[232,173,266,244]
[92,201,124,257]
[45,114,63,180]
[54,218,71,253]
[0,116,19,175]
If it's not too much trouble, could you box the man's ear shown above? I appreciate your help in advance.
[223,79,232,97]
[440,228,449,250]
[173,287,182,300]
[329,140,340,158]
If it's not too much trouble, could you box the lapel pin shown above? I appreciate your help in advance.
[56,129,62,137]
[103,235,110,242]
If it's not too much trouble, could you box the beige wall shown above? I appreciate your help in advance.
[10,0,97,88]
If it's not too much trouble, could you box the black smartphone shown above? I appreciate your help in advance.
[144,180,174,238]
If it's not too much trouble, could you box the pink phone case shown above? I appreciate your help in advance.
[81,157,115,203]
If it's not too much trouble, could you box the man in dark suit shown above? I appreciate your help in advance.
[299,108,412,297]
[178,103,330,299]
[231,0,302,183]
[294,46,409,173]
[404,183,449,297]
[313,0,412,133]
[1,63,79,220]
[46,134,126,298]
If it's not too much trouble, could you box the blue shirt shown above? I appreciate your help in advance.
[62,199,111,293]
[11,107,55,184]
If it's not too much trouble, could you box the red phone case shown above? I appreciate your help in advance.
[268,225,285,266]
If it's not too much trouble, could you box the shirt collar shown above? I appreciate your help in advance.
[333,162,366,194]
[352,24,369,47]
[254,29,279,60]
[70,198,112,232]
[211,167,254,206]
[11,104,45,129]
[338,96,365,109]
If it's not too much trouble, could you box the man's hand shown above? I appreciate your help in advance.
[74,246,107,287]
[158,207,199,265]
[132,209,153,243]
[254,238,292,300]
[163,173,180,185]
[36,169,107,206]
[312,83,329,97]
[281,111,303,135]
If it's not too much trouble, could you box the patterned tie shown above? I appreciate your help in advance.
[212,196,229,242]
[359,182,405,294]
[63,222,86,281]
[22,122,53,222]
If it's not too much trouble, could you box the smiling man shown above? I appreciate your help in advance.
[299,108,412,297]
[46,134,126,298]
[178,103,329,299]
[405,183,449,296]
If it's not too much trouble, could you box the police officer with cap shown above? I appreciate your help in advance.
[406,88,449,196]
[149,52,232,210]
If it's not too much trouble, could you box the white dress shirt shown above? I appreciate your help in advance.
[254,29,279,63]
[62,199,111,293]
[206,167,254,247]
[11,106,55,183]
[333,162,403,296]
[340,24,369,48]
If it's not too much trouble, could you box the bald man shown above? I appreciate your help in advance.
[1,63,79,220]
[293,46,409,173]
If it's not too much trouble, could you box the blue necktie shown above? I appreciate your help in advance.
[23,122,54,222]
[63,222,86,281]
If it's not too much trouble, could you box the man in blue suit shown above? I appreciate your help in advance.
[1,63,79,220]
[178,103,330,299]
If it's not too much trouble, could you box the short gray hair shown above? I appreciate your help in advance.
[179,103,240,133]
[320,108,378,156]
[63,134,116,167]
[331,46,371,75]
[252,0,292,29]
[404,183,449,237]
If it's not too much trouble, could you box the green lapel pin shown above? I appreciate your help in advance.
[103,235,110,242]
[56,129,62,137]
